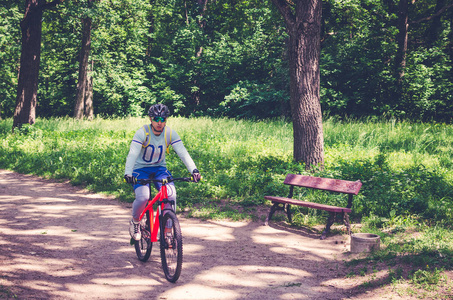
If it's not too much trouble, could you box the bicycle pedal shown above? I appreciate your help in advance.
[130,237,135,246]
[142,231,151,240]
[165,236,173,249]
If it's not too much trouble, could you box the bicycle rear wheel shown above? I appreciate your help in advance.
[160,211,183,282]
[135,210,152,261]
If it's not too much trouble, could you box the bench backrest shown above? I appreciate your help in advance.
[284,174,362,195]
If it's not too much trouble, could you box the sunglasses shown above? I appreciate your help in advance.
[153,116,166,123]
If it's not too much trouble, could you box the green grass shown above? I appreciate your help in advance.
[345,217,453,299]
[1,116,452,223]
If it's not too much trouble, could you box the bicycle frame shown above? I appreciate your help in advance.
[138,183,171,243]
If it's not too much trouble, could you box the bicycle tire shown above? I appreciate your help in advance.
[160,211,183,282]
[135,210,152,261]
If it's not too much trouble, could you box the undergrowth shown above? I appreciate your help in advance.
[1,117,452,226]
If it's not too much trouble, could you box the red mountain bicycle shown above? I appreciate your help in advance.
[133,176,195,283]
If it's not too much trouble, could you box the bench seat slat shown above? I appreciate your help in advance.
[284,174,362,195]
[264,196,352,213]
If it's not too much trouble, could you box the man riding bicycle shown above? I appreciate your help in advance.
[124,103,201,241]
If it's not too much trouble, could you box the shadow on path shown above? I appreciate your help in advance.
[0,170,407,299]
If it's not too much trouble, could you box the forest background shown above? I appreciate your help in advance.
[1,0,452,121]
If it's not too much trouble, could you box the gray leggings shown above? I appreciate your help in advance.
[132,183,176,221]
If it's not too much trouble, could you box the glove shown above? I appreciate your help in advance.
[191,169,201,183]
[124,174,136,184]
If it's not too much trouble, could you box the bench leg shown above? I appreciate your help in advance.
[321,212,335,240]
[286,204,293,223]
[343,212,351,236]
[265,203,294,225]
[265,202,282,225]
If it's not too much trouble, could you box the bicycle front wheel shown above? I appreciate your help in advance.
[160,211,183,282]
[135,210,152,262]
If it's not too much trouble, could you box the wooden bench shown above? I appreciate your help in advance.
[264,174,362,239]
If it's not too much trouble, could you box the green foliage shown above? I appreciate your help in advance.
[0,2,21,117]
[146,0,288,118]
[39,3,81,117]
[321,0,397,117]
[411,267,446,290]
[1,0,451,121]
[91,0,153,117]
[219,80,287,118]
[320,0,452,121]
[399,47,453,121]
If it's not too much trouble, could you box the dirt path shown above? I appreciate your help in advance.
[0,170,414,300]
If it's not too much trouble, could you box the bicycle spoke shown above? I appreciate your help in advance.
[160,211,183,282]
[135,211,152,261]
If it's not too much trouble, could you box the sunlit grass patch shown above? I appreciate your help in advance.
[344,216,453,298]
[1,116,452,225]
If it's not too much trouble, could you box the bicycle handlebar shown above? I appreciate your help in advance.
[136,176,197,185]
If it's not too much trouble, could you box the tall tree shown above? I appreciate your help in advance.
[13,0,62,130]
[74,0,94,120]
[395,0,409,90]
[271,0,324,168]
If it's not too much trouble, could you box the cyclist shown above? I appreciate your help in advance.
[124,103,201,240]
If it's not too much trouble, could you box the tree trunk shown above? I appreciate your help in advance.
[191,0,208,109]
[84,60,94,120]
[450,7,453,62]
[12,0,61,131]
[84,61,94,120]
[184,0,189,26]
[74,15,92,119]
[271,0,324,169]
[395,0,409,90]
[13,1,44,129]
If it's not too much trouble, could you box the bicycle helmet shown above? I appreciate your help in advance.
[148,104,170,118]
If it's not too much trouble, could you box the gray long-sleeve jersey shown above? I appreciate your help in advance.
[124,124,197,175]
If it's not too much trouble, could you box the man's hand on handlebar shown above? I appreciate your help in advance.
[124,174,136,184]
[191,169,201,183]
